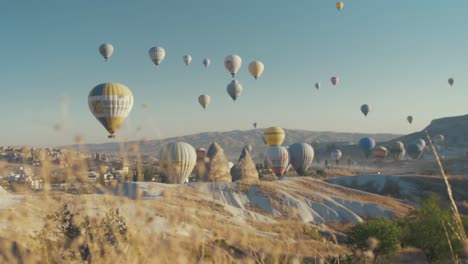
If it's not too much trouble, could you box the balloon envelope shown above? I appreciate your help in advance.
[148,47,166,66]
[336,1,344,10]
[331,149,342,161]
[407,116,413,124]
[314,83,320,90]
[406,143,424,160]
[183,55,192,66]
[389,141,405,161]
[288,143,315,175]
[361,104,371,116]
[265,146,290,176]
[99,43,114,61]
[198,94,211,109]
[448,78,454,86]
[331,76,339,86]
[248,60,265,79]
[264,127,285,146]
[159,142,197,184]
[224,55,242,77]
[88,83,134,138]
[373,146,388,161]
[359,137,376,158]
[226,80,243,101]
[203,58,211,68]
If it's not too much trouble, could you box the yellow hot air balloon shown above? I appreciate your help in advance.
[336,1,344,11]
[264,127,285,146]
[88,83,134,138]
[248,60,264,79]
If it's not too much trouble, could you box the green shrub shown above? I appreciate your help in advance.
[346,217,400,261]
[399,193,464,262]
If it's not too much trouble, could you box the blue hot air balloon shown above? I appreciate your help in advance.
[358,137,376,159]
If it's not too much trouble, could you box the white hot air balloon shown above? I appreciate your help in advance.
[224,55,242,77]
[183,55,192,66]
[248,60,264,79]
[99,43,114,62]
[159,142,197,184]
[198,94,211,110]
[148,46,166,66]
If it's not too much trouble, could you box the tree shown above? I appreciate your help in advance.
[399,193,464,262]
[346,217,400,261]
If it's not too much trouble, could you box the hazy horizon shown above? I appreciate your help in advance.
[3,1,468,146]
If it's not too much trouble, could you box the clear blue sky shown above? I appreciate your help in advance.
[2,0,468,146]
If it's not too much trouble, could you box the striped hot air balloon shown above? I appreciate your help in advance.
[148,46,166,66]
[159,142,197,184]
[389,141,405,161]
[288,143,314,175]
[264,127,285,146]
[373,146,388,161]
[88,83,134,138]
[265,146,290,176]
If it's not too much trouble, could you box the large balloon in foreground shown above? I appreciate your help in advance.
[373,146,388,161]
[361,104,371,116]
[331,76,339,86]
[331,149,342,161]
[203,58,211,68]
[226,80,243,101]
[224,55,242,77]
[448,78,454,86]
[314,83,320,90]
[88,83,134,138]
[198,94,211,110]
[265,146,290,176]
[159,142,197,184]
[248,60,264,79]
[148,46,166,66]
[99,43,114,62]
[359,137,376,158]
[288,143,314,175]
[183,55,192,66]
[336,2,344,11]
[407,116,413,124]
[389,141,405,161]
[264,127,285,146]
[406,143,424,160]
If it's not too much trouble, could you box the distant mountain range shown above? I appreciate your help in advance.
[62,114,468,162]
[64,129,400,161]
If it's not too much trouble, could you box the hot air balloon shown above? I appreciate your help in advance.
[159,142,197,184]
[183,55,192,66]
[415,139,426,148]
[389,141,405,161]
[226,80,243,101]
[88,83,134,138]
[406,143,424,160]
[407,116,413,124]
[253,122,257,129]
[331,76,339,86]
[264,127,285,146]
[99,43,114,62]
[224,55,242,77]
[448,78,454,86]
[336,1,344,11]
[373,146,388,161]
[358,137,376,158]
[248,60,264,79]
[331,149,343,165]
[265,146,290,176]
[198,94,211,110]
[361,104,371,116]
[203,58,211,68]
[288,143,315,175]
[148,46,166,66]
[314,83,320,90]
